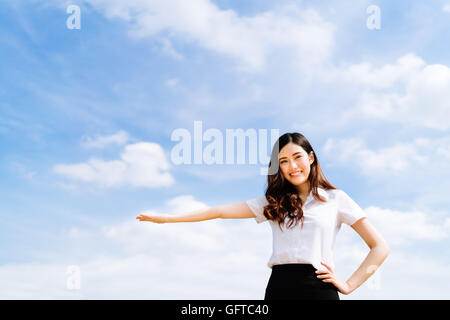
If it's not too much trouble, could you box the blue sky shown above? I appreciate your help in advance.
[1,0,450,299]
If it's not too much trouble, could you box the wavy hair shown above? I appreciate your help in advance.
[263,132,337,231]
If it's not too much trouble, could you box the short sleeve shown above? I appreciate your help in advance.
[245,196,269,224]
[337,190,367,226]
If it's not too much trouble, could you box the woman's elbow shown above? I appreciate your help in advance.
[383,243,390,258]
[374,240,390,259]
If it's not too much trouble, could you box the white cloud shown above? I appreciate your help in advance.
[0,262,80,299]
[165,195,209,213]
[337,53,450,131]
[339,54,426,89]
[443,4,450,13]
[160,39,184,60]
[2,193,450,299]
[6,0,450,300]
[333,204,450,262]
[334,239,450,299]
[333,205,450,299]
[183,164,260,182]
[322,136,430,176]
[321,134,450,211]
[365,206,450,246]
[53,142,174,188]
[322,134,450,181]
[80,130,129,148]
[0,195,272,299]
[83,0,334,72]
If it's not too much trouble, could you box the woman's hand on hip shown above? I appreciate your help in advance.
[316,261,353,295]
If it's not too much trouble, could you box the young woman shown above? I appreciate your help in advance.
[136,132,389,300]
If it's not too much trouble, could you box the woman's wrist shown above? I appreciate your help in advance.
[344,280,357,294]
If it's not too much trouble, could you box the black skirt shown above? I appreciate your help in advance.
[264,263,340,300]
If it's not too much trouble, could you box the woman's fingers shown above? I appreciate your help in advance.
[320,261,333,272]
[136,213,168,223]
[316,273,334,279]
[322,278,337,285]
[316,270,333,278]
[316,262,335,282]
[136,214,152,222]
[315,263,348,293]
[315,269,329,274]
[136,214,148,221]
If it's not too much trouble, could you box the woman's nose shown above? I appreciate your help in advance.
[289,160,298,169]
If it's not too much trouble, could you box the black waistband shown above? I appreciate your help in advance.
[272,263,315,271]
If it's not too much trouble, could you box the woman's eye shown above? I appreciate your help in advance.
[280,156,301,164]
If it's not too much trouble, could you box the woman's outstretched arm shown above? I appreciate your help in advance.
[136,201,256,223]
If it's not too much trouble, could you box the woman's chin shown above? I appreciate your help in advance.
[287,178,307,186]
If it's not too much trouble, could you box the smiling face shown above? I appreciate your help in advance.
[278,142,315,194]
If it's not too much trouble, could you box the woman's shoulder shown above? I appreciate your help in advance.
[320,187,340,195]
[322,187,360,206]
[246,195,269,207]
[320,187,347,201]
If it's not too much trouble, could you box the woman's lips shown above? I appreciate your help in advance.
[289,171,302,177]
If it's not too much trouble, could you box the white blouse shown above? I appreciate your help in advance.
[246,187,367,270]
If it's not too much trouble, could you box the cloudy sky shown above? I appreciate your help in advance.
[1,0,450,299]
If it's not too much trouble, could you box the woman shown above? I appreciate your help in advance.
[136,132,389,300]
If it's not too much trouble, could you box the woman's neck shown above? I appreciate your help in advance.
[296,181,311,200]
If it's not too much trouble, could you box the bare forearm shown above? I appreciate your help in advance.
[345,243,390,293]
[137,202,254,224]
[165,207,220,223]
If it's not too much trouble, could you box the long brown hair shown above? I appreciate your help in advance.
[263,132,336,231]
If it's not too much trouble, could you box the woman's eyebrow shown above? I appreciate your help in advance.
[279,152,302,160]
